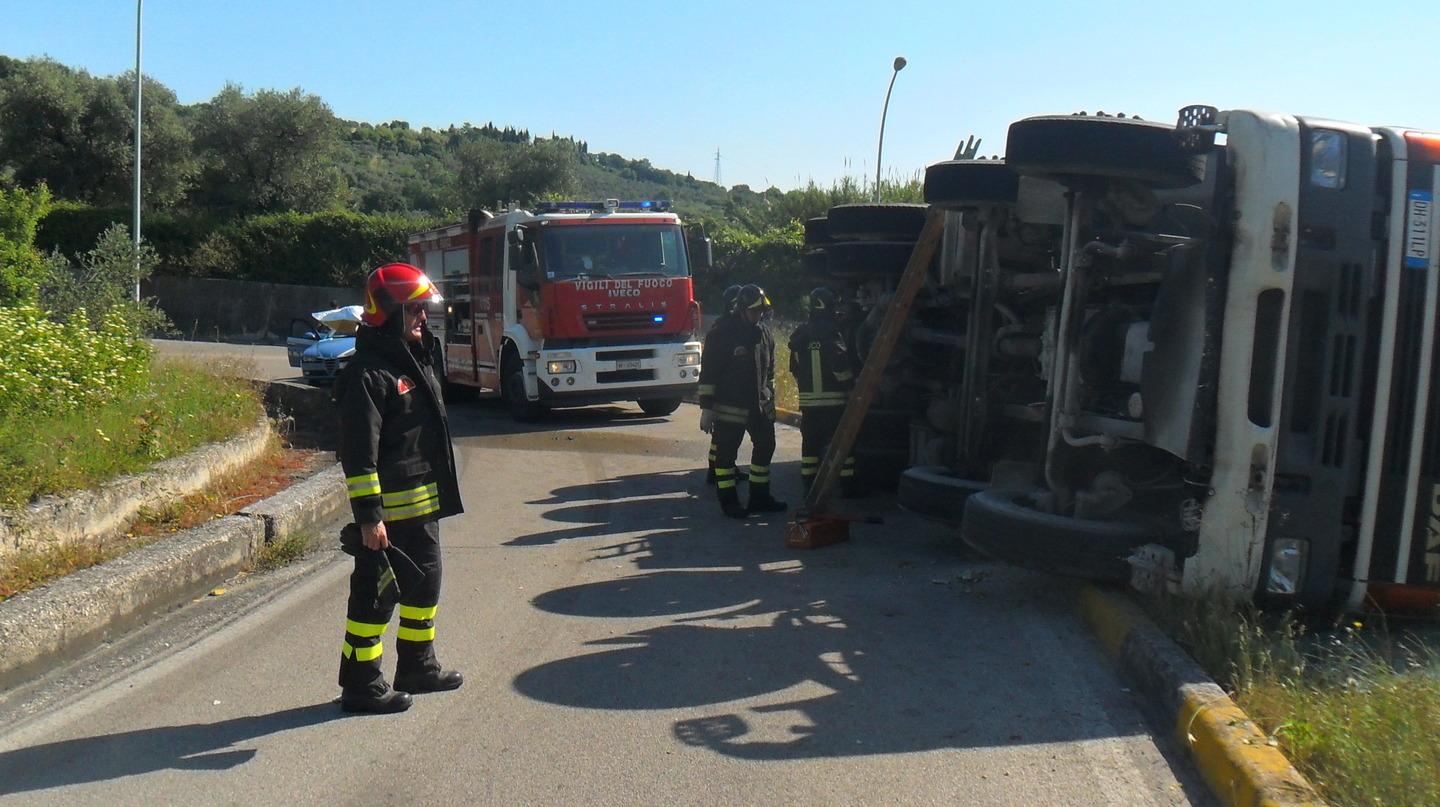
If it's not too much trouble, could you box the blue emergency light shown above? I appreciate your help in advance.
[535,200,672,213]
[652,315,665,323]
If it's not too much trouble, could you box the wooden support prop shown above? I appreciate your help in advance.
[796,208,948,528]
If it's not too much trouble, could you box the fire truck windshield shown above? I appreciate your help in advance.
[539,224,690,281]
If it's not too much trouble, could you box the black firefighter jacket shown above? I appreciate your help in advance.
[334,327,463,525]
[698,314,776,423]
[788,316,855,409]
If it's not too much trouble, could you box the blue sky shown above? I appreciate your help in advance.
[3,1,1438,191]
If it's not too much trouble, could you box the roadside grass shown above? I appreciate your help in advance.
[0,436,325,601]
[1154,594,1440,806]
[252,530,315,572]
[0,356,263,508]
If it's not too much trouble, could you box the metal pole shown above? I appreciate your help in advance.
[873,56,906,203]
[133,0,143,302]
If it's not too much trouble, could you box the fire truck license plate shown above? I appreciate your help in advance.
[616,360,641,371]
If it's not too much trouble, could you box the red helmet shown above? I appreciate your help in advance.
[362,263,443,327]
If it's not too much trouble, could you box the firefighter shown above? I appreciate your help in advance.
[698,284,787,518]
[333,262,465,714]
[704,284,743,485]
[789,286,862,498]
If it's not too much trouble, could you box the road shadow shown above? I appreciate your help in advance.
[508,474,1198,772]
[447,399,676,440]
[0,703,345,796]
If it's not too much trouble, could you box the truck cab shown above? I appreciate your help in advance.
[409,200,707,421]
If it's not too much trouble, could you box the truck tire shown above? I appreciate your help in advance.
[897,466,987,525]
[923,160,1020,208]
[802,250,829,277]
[825,241,918,278]
[637,397,681,417]
[960,489,1156,582]
[803,216,831,246]
[1005,115,1205,188]
[826,203,929,241]
[502,353,545,422]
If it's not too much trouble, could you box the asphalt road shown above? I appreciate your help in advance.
[151,339,301,382]
[0,381,1206,804]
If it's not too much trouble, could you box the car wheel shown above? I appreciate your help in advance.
[637,397,681,417]
[502,354,545,422]
[826,203,929,241]
[897,466,988,525]
[923,160,1021,209]
[960,488,1156,582]
[1005,115,1205,188]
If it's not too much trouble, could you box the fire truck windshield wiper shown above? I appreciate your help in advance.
[570,272,613,280]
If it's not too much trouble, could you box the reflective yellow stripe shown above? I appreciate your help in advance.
[717,479,737,490]
[348,484,381,499]
[346,472,380,487]
[799,392,847,404]
[697,384,716,395]
[840,469,855,477]
[750,465,769,474]
[714,404,748,416]
[381,483,439,507]
[384,498,441,521]
[399,604,438,621]
[347,473,382,499]
[801,467,817,477]
[810,344,825,397]
[397,625,436,642]
[714,468,735,478]
[715,411,748,424]
[801,457,820,465]
[343,641,383,662]
[346,619,387,638]
[378,565,396,595]
[834,370,854,381]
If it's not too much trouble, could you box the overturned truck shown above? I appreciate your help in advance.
[807,108,1440,611]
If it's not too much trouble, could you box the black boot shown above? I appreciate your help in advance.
[747,481,788,513]
[717,483,750,519]
[340,686,413,714]
[394,669,464,694]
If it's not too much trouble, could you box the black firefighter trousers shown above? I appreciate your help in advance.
[712,408,777,501]
[800,406,857,493]
[338,518,443,696]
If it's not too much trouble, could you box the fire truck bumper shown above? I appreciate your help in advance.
[536,381,698,407]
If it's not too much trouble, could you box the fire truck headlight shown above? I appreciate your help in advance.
[1309,130,1346,189]
[675,352,701,367]
[1264,538,1308,595]
[546,360,577,374]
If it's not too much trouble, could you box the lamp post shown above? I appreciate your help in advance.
[873,55,906,203]
[133,0,143,302]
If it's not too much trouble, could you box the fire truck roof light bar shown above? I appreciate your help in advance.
[535,200,672,213]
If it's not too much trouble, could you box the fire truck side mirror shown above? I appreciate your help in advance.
[687,228,713,271]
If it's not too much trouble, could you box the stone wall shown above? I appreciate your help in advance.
[145,276,362,344]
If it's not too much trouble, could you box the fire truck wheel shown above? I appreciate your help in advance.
[923,160,1021,209]
[803,216,832,246]
[637,397,681,417]
[825,203,929,241]
[824,241,921,278]
[502,355,545,422]
[897,466,987,526]
[960,489,1155,582]
[1005,115,1205,188]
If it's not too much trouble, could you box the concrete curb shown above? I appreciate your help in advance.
[1078,585,1324,807]
[0,418,274,560]
[0,463,349,691]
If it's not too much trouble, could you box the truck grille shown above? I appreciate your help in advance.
[584,312,663,331]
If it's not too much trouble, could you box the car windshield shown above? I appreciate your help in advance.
[538,224,689,280]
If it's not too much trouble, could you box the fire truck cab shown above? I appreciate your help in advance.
[408,200,707,421]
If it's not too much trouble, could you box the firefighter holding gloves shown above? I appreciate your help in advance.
[789,287,862,497]
[698,284,787,518]
[333,262,465,714]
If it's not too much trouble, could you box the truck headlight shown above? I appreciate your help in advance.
[546,360,577,374]
[1264,537,1308,595]
[675,352,701,367]
[1309,130,1346,189]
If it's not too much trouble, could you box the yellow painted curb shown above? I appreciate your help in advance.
[1078,586,1324,807]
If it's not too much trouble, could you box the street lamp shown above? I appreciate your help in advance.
[873,56,907,203]
[133,0,143,302]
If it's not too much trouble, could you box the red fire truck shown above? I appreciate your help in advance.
[407,200,709,421]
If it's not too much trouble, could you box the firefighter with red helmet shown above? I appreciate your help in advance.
[333,262,464,714]
[698,284,787,518]
[789,286,861,497]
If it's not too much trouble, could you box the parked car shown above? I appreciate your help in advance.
[287,306,362,385]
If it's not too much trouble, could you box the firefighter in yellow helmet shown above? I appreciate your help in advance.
[333,262,464,714]
[789,286,861,497]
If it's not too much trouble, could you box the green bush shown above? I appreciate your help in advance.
[0,304,150,414]
[42,223,171,335]
[36,203,218,274]
[0,184,53,305]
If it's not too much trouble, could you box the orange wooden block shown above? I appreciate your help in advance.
[785,516,850,549]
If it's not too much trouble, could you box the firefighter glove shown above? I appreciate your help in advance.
[699,409,716,434]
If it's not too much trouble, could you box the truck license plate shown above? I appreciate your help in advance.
[1407,189,1433,269]
[616,360,641,371]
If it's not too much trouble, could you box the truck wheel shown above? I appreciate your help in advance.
[1005,115,1205,188]
[960,489,1155,582]
[825,241,919,278]
[923,160,1020,209]
[502,355,545,422]
[803,216,831,246]
[826,203,929,241]
[802,250,830,277]
[638,397,681,417]
[897,466,987,525]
